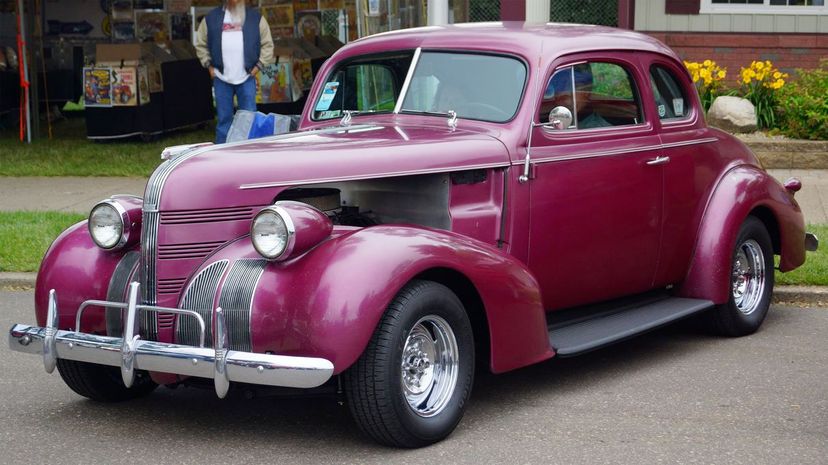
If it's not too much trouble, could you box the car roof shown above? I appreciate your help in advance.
[345,22,678,62]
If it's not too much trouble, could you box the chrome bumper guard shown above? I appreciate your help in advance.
[805,233,819,252]
[8,283,334,398]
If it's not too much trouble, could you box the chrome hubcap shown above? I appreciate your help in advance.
[401,315,459,418]
[731,239,766,315]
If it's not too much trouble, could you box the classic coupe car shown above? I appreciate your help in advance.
[9,23,819,448]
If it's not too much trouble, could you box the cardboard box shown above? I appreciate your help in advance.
[96,44,141,67]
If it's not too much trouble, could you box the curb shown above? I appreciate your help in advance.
[1,272,825,305]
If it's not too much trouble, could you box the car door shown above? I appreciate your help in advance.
[527,54,665,310]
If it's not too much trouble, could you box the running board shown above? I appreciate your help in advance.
[548,297,714,357]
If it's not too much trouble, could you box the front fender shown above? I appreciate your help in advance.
[209,225,551,375]
[676,165,805,303]
[35,221,133,332]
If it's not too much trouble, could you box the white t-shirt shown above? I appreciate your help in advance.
[214,9,248,85]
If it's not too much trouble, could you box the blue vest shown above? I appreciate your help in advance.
[206,7,262,74]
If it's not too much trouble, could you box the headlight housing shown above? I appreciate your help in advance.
[88,197,142,251]
[251,206,295,260]
[251,201,332,261]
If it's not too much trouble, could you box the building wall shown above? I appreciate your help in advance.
[635,0,828,33]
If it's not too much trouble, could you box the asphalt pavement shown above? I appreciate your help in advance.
[0,289,825,464]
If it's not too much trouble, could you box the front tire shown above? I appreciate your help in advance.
[57,359,157,402]
[344,280,475,448]
[709,216,774,336]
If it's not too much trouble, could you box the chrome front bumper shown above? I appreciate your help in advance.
[8,283,334,398]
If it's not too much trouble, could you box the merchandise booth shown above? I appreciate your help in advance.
[1,1,471,141]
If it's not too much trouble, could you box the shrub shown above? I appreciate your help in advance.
[740,60,787,129]
[775,60,828,141]
[684,59,728,112]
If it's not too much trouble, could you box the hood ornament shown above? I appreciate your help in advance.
[447,110,457,130]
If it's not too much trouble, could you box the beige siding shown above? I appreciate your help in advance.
[635,0,826,33]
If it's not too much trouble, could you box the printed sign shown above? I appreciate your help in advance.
[83,67,113,107]
[315,81,338,111]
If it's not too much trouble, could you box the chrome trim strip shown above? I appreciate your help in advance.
[214,307,231,398]
[218,259,267,352]
[239,162,512,190]
[9,323,334,390]
[177,260,230,348]
[394,47,422,114]
[511,137,718,166]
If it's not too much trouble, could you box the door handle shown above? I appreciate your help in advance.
[646,156,670,166]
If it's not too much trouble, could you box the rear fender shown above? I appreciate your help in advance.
[676,166,805,303]
[210,225,552,375]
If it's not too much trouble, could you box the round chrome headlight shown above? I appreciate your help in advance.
[251,206,294,260]
[88,201,128,250]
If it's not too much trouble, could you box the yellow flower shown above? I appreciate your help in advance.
[717,70,726,79]
[773,71,782,79]
[755,61,764,70]
[703,59,712,67]
[700,68,711,79]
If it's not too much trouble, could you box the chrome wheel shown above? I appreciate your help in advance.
[731,239,766,315]
[401,315,459,418]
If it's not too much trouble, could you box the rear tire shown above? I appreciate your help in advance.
[344,280,475,448]
[57,359,157,402]
[709,216,774,336]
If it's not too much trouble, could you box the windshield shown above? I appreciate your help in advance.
[312,51,527,123]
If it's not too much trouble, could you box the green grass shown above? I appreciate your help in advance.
[0,211,86,272]
[1,210,826,286]
[0,117,214,177]
[776,224,828,286]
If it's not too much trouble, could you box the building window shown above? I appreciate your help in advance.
[702,0,827,13]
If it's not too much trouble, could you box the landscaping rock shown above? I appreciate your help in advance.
[707,96,757,133]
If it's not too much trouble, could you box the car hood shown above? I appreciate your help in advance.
[156,124,510,211]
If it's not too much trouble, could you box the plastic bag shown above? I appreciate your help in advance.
[226,110,295,143]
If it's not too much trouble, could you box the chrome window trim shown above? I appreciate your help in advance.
[394,47,422,114]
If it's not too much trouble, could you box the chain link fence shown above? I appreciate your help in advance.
[465,0,617,26]
[550,0,617,26]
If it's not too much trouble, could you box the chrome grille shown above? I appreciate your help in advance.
[176,260,229,347]
[158,241,226,260]
[217,259,267,352]
[105,251,141,337]
[158,277,188,295]
[139,210,160,341]
[160,206,259,225]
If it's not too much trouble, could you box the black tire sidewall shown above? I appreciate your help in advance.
[388,283,475,444]
[719,216,775,335]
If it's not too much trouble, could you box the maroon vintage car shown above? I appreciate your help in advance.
[8,23,819,447]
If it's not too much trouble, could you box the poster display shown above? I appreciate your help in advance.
[261,4,294,28]
[136,10,171,42]
[111,0,134,20]
[138,65,151,104]
[111,67,139,106]
[295,10,321,42]
[83,67,113,107]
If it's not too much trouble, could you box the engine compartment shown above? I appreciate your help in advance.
[274,173,451,230]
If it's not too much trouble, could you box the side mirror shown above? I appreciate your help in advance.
[546,106,573,130]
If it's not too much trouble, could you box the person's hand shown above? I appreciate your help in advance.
[208,66,215,79]
[251,66,259,77]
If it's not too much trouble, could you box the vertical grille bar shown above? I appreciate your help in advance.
[218,259,267,352]
[139,210,160,341]
[176,260,229,347]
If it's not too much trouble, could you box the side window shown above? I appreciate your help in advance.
[540,61,643,130]
[650,65,689,121]
[314,64,398,119]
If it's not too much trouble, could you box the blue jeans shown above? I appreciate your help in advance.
[214,76,257,144]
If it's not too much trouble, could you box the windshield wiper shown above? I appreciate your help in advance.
[399,109,458,129]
